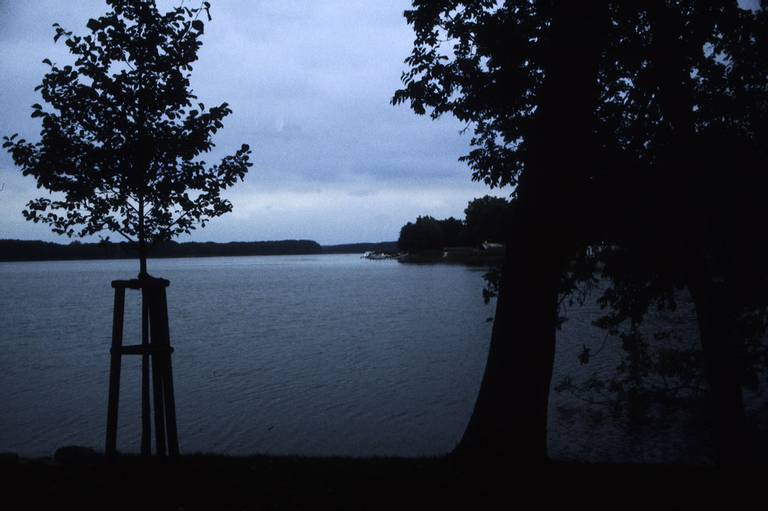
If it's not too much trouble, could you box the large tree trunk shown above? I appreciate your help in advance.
[687,258,749,465]
[453,221,562,463]
[452,0,607,464]
[645,3,749,465]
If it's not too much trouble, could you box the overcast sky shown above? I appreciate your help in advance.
[0,0,506,245]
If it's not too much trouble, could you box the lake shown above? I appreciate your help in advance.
[0,254,758,462]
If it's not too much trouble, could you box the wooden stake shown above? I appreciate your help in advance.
[105,277,179,458]
[105,285,125,459]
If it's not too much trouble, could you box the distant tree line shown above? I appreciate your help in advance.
[322,242,398,254]
[397,195,510,253]
[0,239,323,262]
[0,239,407,262]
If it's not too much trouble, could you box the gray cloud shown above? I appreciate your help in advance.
[0,0,506,244]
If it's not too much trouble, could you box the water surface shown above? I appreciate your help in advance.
[1,255,492,458]
[2,254,760,462]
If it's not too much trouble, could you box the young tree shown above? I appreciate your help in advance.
[3,0,252,275]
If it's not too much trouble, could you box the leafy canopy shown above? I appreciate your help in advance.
[395,0,768,418]
[392,1,548,189]
[398,215,446,253]
[463,195,510,246]
[3,0,252,253]
[394,1,767,206]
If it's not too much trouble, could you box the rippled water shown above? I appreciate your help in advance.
[1,254,762,461]
[1,255,494,458]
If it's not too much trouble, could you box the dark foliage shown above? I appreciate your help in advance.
[321,242,398,254]
[463,195,510,246]
[439,217,465,247]
[554,2,768,431]
[398,215,446,253]
[395,0,768,463]
[397,196,511,253]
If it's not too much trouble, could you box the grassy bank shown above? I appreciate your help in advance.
[2,449,765,510]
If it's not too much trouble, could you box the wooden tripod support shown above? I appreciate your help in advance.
[105,275,179,458]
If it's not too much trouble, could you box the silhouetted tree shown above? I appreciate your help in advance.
[397,197,510,252]
[396,0,768,465]
[463,196,510,246]
[395,0,608,463]
[398,215,444,253]
[567,1,768,463]
[3,0,252,275]
[438,217,464,247]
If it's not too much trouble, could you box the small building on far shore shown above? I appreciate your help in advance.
[480,242,505,256]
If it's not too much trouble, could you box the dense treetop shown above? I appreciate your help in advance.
[397,195,510,252]
[394,1,767,195]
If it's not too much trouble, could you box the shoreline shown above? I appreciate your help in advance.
[0,239,398,263]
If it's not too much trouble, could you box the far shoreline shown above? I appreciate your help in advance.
[0,239,398,263]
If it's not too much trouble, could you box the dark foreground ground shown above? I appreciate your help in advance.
[1,448,766,510]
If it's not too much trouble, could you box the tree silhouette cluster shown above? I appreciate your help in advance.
[396,0,768,464]
[398,216,457,253]
[397,195,510,253]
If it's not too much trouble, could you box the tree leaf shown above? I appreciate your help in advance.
[192,20,204,34]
